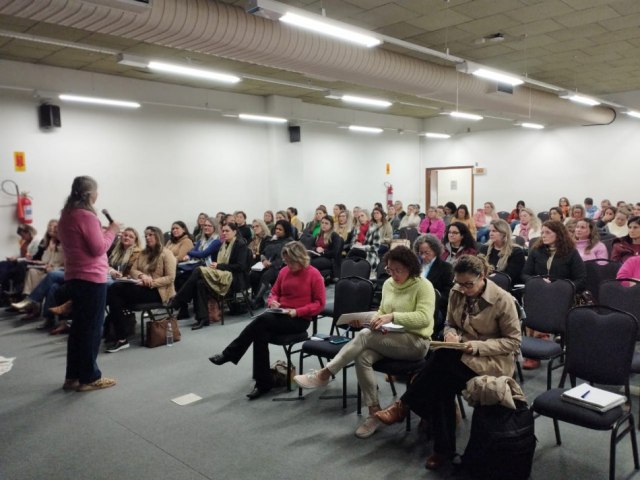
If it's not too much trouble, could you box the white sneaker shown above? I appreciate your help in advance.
[355,416,380,439]
[293,370,330,389]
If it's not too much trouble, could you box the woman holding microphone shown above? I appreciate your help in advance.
[57,176,120,392]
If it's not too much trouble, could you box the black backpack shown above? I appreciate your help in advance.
[462,400,536,480]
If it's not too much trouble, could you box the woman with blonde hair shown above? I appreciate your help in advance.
[473,201,499,243]
[479,219,525,284]
[512,207,541,247]
[209,241,325,400]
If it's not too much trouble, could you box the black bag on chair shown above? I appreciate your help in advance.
[462,400,536,480]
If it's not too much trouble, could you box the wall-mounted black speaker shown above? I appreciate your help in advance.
[288,125,301,143]
[39,104,61,128]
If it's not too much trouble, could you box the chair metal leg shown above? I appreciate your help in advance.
[357,384,362,415]
[388,378,397,397]
[457,393,466,419]
[553,418,562,445]
[630,415,640,469]
[516,360,524,384]
[610,427,617,480]
[272,344,304,402]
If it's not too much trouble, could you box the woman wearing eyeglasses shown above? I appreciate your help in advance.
[374,255,521,471]
[441,222,477,264]
[294,246,434,439]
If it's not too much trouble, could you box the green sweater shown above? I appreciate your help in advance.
[377,276,435,339]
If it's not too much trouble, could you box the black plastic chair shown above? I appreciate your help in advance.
[398,227,420,247]
[319,258,372,320]
[537,211,550,222]
[513,235,526,247]
[521,277,575,390]
[599,278,640,423]
[488,271,511,292]
[220,248,253,324]
[297,276,374,407]
[531,305,639,480]
[584,259,621,301]
[497,211,510,221]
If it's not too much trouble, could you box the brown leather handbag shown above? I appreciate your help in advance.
[146,317,181,348]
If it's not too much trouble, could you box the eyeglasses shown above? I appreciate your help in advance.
[418,249,433,257]
[384,266,406,275]
[448,231,461,236]
[454,275,480,289]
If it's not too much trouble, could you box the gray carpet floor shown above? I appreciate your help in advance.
[1,293,639,480]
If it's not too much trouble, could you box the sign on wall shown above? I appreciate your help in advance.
[14,152,25,172]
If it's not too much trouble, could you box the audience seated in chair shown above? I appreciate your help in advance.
[574,218,608,261]
[479,219,525,284]
[191,212,209,243]
[419,206,445,240]
[349,207,392,271]
[106,226,176,353]
[607,207,630,237]
[473,201,499,243]
[234,211,253,244]
[169,222,248,330]
[303,205,328,237]
[309,215,342,279]
[611,216,640,263]
[209,241,325,400]
[441,222,477,265]
[453,204,477,238]
[164,221,194,261]
[294,246,434,439]
[263,210,275,234]
[512,208,541,248]
[249,219,295,308]
[0,224,40,304]
[374,255,521,472]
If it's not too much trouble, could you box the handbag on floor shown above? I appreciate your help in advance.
[270,360,296,389]
[146,317,181,348]
[207,298,222,323]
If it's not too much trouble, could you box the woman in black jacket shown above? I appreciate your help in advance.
[414,234,453,339]
[310,216,341,275]
[521,220,585,370]
[169,222,249,330]
[479,219,525,285]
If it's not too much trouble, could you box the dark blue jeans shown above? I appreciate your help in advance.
[65,280,107,384]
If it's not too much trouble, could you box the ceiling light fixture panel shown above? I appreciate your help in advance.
[340,95,392,108]
[559,92,600,106]
[348,125,383,133]
[450,111,483,121]
[148,61,241,84]
[59,94,140,109]
[238,113,287,123]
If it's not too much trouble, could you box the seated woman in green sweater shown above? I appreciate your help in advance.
[294,246,434,439]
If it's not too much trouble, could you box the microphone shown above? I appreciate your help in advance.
[101,209,115,224]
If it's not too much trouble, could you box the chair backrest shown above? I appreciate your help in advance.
[564,305,637,386]
[497,211,510,221]
[299,232,316,250]
[398,227,420,246]
[513,235,526,247]
[488,271,511,292]
[598,279,640,339]
[523,276,575,334]
[584,259,621,300]
[537,211,549,222]
[333,276,375,322]
[340,258,371,279]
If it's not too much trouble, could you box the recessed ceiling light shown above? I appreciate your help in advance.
[58,94,140,109]
[348,125,383,133]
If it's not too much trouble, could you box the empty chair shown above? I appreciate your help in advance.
[521,277,575,389]
[340,257,371,279]
[488,271,511,292]
[531,305,639,480]
[584,259,621,301]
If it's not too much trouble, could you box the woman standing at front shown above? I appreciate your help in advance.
[57,176,120,392]
[374,255,521,470]
[209,242,325,400]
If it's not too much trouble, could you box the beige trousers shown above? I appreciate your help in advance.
[326,329,430,407]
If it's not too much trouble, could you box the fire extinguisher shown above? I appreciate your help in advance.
[17,193,33,224]
[384,182,393,208]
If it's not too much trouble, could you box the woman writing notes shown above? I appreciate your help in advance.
[209,242,325,400]
[375,255,521,471]
[294,246,434,439]
[57,176,120,392]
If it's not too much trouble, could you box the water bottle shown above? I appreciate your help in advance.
[166,322,174,347]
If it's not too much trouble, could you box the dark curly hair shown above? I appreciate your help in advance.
[383,245,421,277]
[532,220,575,257]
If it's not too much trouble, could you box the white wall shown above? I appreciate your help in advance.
[421,118,640,214]
[0,61,421,256]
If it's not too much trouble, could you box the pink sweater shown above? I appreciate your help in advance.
[267,265,326,319]
[58,208,115,283]
[617,256,640,281]
[575,239,608,261]
[419,217,445,240]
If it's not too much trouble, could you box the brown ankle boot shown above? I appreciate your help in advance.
[49,300,73,316]
[374,400,408,425]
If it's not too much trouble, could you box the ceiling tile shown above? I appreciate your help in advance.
[451,0,520,19]
[406,9,472,31]
[455,14,521,36]
[609,0,640,15]
[503,18,564,36]
[351,3,419,29]
[506,1,574,23]
[598,12,640,31]
[554,6,620,28]
[374,21,425,39]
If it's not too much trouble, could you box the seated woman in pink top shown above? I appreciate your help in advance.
[473,202,499,243]
[419,206,446,240]
[574,219,608,261]
[208,241,325,400]
[617,256,640,281]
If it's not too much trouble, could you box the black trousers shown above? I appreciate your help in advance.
[222,313,310,389]
[173,268,210,322]
[402,349,476,456]
[107,282,162,340]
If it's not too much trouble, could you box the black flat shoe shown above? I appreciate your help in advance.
[208,353,229,365]
[246,385,271,400]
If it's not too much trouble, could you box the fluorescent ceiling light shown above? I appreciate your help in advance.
[450,111,483,121]
[238,113,287,123]
[421,132,451,139]
[623,110,640,119]
[148,61,241,84]
[471,68,523,86]
[559,92,600,106]
[279,12,381,47]
[58,94,140,109]
[340,95,392,108]
[520,122,545,130]
[348,125,383,133]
